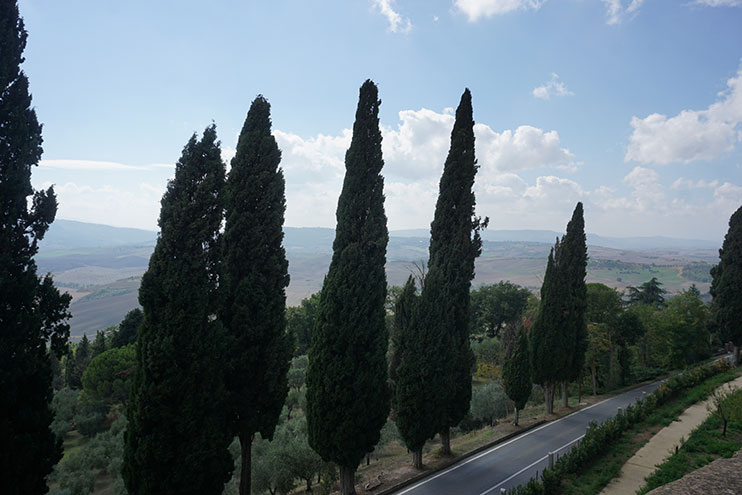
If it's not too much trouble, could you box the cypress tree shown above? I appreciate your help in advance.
[416,88,487,455]
[306,80,389,495]
[502,324,531,426]
[711,205,742,366]
[530,202,588,412]
[390,276,430,469]
[112,308,142,348]
[530,246,567,414]
[123,126,233,495]
[0,2,72,492]
[561,202,588,407]
[221,96,291,495]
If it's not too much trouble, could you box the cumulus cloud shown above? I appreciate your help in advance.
[670,178,719,190]
[455,0,546,22]
[371,0,412,33]
[532,73,574,100]
[625,68,742,164]
[603,0,644,25]
[476,124,574,173]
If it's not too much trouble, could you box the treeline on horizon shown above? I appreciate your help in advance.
[5,1,742,494]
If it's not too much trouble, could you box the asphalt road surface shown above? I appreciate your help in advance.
[391,380,664,495]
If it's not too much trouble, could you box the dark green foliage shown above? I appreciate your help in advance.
[68,334,91,389]
[627,277,667,307]
[111,308,142,348]
[414,89,487,446]
[0,2,72,492]
[530,203,587,411]
[287,292,320,356]
[391,276,435,454]
[306,80,390,482]
[530,248,569,410]
[221,95,291,495]
[81,345,136,406]
[503,324,532,422]
[91,330,107,358]
[470,281,531,337]
[561,203,588,382]
[711,205,742,355]
[123,125,233,495]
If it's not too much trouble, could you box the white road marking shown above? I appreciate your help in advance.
[393,382,658,495]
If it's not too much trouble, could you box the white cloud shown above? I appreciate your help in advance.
[455,0,546,22]
[39,159,150,171]
[695,0,742,6]
[603,0,645,25]
[670,178,719,190]
[625,68,742,164]
[371,0,412,34]
[532,73,574,100]
[476,124,574,173]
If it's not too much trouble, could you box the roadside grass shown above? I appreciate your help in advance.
[557,368,741,495]
[637,404,742,494]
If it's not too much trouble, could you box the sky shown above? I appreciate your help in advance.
[18,0,742,241]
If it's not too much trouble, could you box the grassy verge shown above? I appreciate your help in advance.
[557,368,741,495]
[637,402,742,494]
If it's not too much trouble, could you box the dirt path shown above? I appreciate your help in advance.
[599,375,742,495]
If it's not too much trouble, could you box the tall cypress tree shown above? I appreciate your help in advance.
[306,80,389,495]
[711,205,742,366]
[416,88,487,455]
[561,202,588,407]
[502,323,531,426]
[0,2,72,492]
[123,126,233,495]
[530,202,587,413]
[530,245,567,414]
[221,96,291,495]
[390,276,431,469]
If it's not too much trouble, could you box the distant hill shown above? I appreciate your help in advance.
[40,219,157,250]
[391,228,720,251]
[38,220,720,339]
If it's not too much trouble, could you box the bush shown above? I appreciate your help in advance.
[51,388,80,439]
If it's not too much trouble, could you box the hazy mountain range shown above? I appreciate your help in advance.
[37,220,720,339]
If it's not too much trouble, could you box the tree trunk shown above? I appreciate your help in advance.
[440,426,451,456]
[238,432,253,495]
[562,382,568,408]
[608,342,616,389]
[734,345,740,367]
[514,406,520,426]
[306,477,313,492]
[578,378,582,405]
[591,367,597,396]
[339,465,356,495]
[723,419,728,437]
[412,447,423,469]
[544,382,555,414]
[366,454,370,466]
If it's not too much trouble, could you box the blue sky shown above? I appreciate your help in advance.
[19,0,742,240]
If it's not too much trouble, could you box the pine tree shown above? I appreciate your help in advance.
[502,324,531,426]
[390,276,430,469]
[221,95,291,495]
[91,330,107,358]
[0,2,72,492]
[415,88,487,455]
[123,125,233,495]
[306,80,389,495]
[711,205,742,366]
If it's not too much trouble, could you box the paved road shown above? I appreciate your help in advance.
[391,354,734,495]
[391,380,664,495]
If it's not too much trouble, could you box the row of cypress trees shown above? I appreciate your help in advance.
[122,97,291,495]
